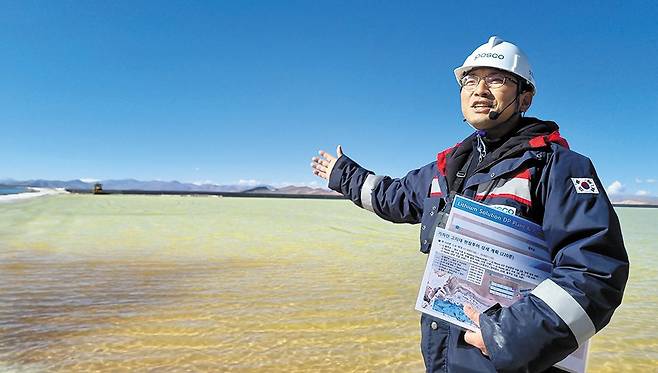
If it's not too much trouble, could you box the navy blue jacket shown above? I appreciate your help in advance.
[328,118,629,372]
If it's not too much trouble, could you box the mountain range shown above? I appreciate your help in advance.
[0,178,340,196]
[1,178,656,204]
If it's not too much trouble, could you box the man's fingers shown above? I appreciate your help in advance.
[312,169,328,180]
[466,331,489,356]
[463,304,480,327]
[318,150,335,162]
[312,147,341,180]
[464,331,477,346]
[311,163,330,180]
[311,162,327,173]
[464,330,489,356]
[311,157,329,167]
[463,304,488,356]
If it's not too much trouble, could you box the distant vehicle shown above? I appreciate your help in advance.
[93,183,108,195]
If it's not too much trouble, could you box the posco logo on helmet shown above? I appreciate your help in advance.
[473,52,505,60]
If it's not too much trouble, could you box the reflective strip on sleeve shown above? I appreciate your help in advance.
[531,279,596,346]
[360,174,384,213]
[430,177,443,197]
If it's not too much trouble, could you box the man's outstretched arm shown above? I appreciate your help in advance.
[311,146,435,224]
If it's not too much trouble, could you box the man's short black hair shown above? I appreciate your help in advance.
[517,79,535,94]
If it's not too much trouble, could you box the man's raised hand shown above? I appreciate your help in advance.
[311,145,344,180]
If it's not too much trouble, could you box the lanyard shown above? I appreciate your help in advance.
[450,150,476,198]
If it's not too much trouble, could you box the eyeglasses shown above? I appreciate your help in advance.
[460,73,518,91]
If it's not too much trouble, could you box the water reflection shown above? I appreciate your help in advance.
[0,197,655,371]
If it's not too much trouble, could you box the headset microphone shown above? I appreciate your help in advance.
[488,96,518,120]
[488,110,501,121]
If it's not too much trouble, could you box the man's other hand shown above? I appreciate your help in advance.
[464,304,489,356]
[311,145,344,180]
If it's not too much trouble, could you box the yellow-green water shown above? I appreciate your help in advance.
[0,195,655,372]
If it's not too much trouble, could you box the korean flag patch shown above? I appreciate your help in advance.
[571,178,599,194]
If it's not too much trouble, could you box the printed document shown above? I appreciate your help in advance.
[415,196,588,373]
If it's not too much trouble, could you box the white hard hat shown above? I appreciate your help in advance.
[454,36,536,92]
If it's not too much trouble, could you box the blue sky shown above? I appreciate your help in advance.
[1,1,656,196]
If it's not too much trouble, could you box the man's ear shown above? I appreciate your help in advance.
[520,91,534,112]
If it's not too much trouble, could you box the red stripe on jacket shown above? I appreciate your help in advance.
[436,143,460,176]
[529,131,569,149]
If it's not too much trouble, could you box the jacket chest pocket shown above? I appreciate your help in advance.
[419,196,444,254]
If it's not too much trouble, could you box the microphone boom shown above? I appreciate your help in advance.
[488,96,517,120]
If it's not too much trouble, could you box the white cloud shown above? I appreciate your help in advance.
[646,179,656,184]
[80,178,100,183]
[635,178,643,183]
[238,179,261,186]
[606,181,625,195]
[636,190,649,196]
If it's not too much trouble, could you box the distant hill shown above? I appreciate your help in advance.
[242,186,278,193]
[609,194,658,206]
[275,185,341,196]
[0,178,338,196]
[610,195,658,206]
[100,179,246,192]
[242,185,340,196]
[0,178,92,189]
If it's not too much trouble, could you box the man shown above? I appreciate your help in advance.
[310,36,628,372]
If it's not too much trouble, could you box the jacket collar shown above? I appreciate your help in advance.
[440,118,568,189]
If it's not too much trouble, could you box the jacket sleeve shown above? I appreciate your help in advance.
[479,147,630,372]
[328,155,435,224]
